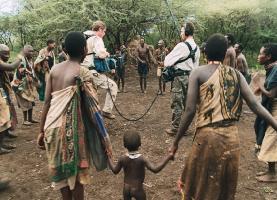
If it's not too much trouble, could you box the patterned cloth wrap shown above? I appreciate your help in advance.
[180,64,242,200]
[44,67,111,190]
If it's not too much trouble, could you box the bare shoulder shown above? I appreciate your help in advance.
[225,48,232,55]
[38,48,45,55]
[230,47,236,55]
[226,47,235,55]
[237,55,243,61]
[119,155,128,160]
[241,54,247,61]
[50,62,66,74]
[193,64,210,75]
[139,155,150,164]
[118,155,130,165]
[193,64,222,84]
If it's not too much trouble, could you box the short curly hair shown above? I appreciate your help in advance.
[123,131,141,152]
[64,32,86,58]
[205,33,228,62]
[263,43,277,62]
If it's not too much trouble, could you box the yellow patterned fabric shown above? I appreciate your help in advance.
[196,64,242,128]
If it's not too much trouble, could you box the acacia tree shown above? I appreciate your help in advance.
[98,0,164,50]
[1,0,276,59]
[5,0,164,51]
[10,0,100,50]
[0,17,14,49]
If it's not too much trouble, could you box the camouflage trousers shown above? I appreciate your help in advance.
[171,74,189,129]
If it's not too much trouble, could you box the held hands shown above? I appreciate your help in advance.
[177,178,184,192]
[104,137,113,158]
[169,144,178,156]
[106,145,113,158]
[168,153,175,161]
[167,144,178,162]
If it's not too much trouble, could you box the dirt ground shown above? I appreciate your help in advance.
[1,67,277,200]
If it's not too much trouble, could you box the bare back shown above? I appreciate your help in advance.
[49,60,81,93]
[120,155,146,186]
[195,64,220,85]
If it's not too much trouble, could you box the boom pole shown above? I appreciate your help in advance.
[163,0,180,34]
